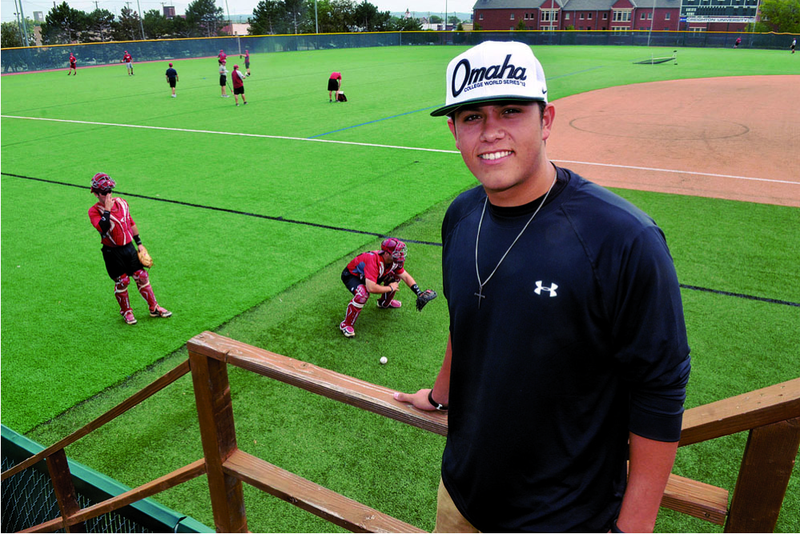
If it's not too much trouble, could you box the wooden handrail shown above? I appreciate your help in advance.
[20,459,207,533]
[2,359,191,481]
[680,378,800,447]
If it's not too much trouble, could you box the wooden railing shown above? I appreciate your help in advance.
[3,331,799,533]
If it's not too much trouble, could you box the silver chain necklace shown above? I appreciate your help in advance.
[474,174,557,308]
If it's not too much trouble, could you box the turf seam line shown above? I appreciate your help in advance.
[5,171,796,308]
[308,106,439,139]
[0,172,442,247]
[3,114,794,186]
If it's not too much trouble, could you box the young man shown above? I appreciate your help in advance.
[244,49,251,75]
[68,52,77,75]
[123,50,134,75]
[88,173,172,325]
[339,238,427,338]
[165,62,178,97]
[231,64,247,106]
[792,38,796,54]
[219,63,230,97]
[328,71,342,102]
[394,41,691,533]
[218,49,227,65]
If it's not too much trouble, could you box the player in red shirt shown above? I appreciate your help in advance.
[218,49,227,65]
[68,53,77,75]
[231,64,248,106]
[123,51,134,75]
[88,173,171,325]
[328,71,342,102]
[339,238,426,337]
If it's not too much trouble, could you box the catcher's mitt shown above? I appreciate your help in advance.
[137,245,153,269]
[416,289,437,311]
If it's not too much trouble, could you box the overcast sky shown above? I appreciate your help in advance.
[2,0,475,23]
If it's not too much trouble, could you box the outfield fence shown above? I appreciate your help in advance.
[2,30,797,74]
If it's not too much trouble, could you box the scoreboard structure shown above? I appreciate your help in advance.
[680,0,759,23]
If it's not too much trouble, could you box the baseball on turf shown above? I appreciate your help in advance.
[380,356,388,365]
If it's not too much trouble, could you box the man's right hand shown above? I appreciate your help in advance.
[394,389,438,411]
[103,194,114,211]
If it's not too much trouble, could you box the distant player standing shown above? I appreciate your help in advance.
[328,71,342,102]
[231,64,248,106]
[218,49,227,65]
[165,62,179,97]
[244,49,251,75]
[339,238,431,338]
[792,38,796,54]
[219,63,230,97]
[123,50,134,75]
[88,173,171,325]
[68,52,77,75]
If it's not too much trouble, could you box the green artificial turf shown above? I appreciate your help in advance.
[3,43,799,532]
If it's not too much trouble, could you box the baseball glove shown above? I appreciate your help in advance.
[137,245,153,269]
[415,289,437,311]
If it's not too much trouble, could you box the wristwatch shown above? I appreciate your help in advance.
[428,390,448,411]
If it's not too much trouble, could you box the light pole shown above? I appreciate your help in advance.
[315,0,318,33]
[647,0,656,46]
[136,0,145,39]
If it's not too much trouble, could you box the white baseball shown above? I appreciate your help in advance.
[380,356,388,365]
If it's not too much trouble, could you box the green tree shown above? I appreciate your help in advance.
[448,15,460,24]
[113,6,143,40]
[250,0,287,34]
[2,21,24,48]
[43,2,87,44]
[392,15,422,31]
[456,21,464,30]
[142,9,172,38]
[353,0,389,31]
[83,9,115,42]
[430,15,443,23]
[185,0,225,36]
[516,18,527,30]
[758,0,800,32]
[169,15,193,37]
[283,0,309,33]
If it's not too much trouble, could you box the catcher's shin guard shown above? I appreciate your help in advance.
[133,269,158,310]
[114,274,133,313]
[343,285,368,327]
[377,289,401,309]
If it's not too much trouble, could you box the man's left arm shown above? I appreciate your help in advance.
[616,434,678,532]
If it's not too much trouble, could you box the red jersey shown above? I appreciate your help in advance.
[232,69,246,88]
[346,251,405,284]
[89,197,136,247]
[219,51,227,60]
[123,53,132,62]
[69,55,76,66]
[330,72,341,81]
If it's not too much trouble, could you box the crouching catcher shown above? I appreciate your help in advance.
[339,238,436,338]
[88,173,172,325]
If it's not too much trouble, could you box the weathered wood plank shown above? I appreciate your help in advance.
[20,460,206,533]
[680,378,800,447]
[725,417,800,533]
[223,450,425,533]
[189,350,248,532]
[662,472,729,525]
[46,449,85,532]
[187,332,448,436]
[2,360,191,481]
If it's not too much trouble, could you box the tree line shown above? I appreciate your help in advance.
[1,0,453,48]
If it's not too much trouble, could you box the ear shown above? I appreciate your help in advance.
[447,118,460,151]
[541,103,556,142]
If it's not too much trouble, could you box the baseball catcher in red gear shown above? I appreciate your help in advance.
[88,173,172,325]
[339,238,437,337]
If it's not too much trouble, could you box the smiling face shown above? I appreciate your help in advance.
[448,101,556,207]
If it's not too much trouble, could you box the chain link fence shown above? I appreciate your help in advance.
[2,30,797,74]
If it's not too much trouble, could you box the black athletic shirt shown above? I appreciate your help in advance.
[440,166,691,532]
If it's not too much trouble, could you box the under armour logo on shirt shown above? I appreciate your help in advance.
[534,281,558,297]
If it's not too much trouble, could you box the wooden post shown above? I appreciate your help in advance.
[46,449,85,533]
[189,350,247,532]
[725,417,800,533]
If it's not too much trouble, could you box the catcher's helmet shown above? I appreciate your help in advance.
[381,238,407,263]
[91,173,115,194]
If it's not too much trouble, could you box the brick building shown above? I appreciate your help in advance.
[472,0,752,32]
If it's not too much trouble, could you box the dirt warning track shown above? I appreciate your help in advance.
[548,75,800,208]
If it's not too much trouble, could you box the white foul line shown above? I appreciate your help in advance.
[3,114,797,187]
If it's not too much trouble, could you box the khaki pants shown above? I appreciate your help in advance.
[434,479,480,533]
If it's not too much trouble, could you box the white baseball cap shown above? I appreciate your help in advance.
[430,41,548,117]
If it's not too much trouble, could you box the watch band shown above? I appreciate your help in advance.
[428,389,448,411]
